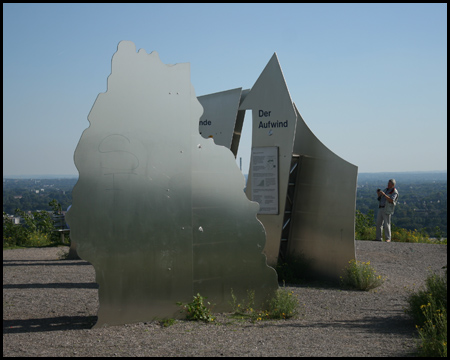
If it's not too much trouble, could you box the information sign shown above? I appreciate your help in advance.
[251,147,279,214]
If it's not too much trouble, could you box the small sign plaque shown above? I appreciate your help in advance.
[251,146,279,214]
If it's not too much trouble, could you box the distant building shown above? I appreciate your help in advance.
[4,215,22,224]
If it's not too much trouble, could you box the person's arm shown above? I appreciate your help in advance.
[379,190,395,203]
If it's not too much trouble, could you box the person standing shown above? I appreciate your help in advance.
[375,179,399,242]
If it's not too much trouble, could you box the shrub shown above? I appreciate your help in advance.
[406,268,447,357]
[355,210,376,240]
[3,200,67,248]
[267,285,299,320]
[391,226,430,243]
[340,259,385,291]
[26,231,53,247]
[3,211,29,247]
[415,303,447,357]
[357,226,377,241]
[407,271,447,326]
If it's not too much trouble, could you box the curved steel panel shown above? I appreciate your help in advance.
[288,103,357,281]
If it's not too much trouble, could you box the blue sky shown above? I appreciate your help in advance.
[3,3,447,176]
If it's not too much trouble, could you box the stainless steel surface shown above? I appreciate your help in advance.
[191,140,278,309]
[197,88,250,158]
[66,41,277,327]
[230,89,250,157]
[288,104,357,281]
[197,88,242,150]
[239,53,298,266]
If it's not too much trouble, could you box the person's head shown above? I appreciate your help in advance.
[388,179,396,188]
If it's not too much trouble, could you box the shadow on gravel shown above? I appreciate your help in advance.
[3,316,98,334]
[3,282,98,289]
[285,281,342,290]
[256,312,415,337]
[3,260,92,266]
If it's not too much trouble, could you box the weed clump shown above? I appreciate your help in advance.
[267,285,299,320]
[177,293,215,323]
[340,259,385,291]
[229,285,299,322]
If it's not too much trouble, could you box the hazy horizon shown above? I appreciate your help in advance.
[3,169,447,180]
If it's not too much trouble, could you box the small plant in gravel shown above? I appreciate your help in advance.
[160,318,176,327]
[177,293,215,323]
[266,284,299,320]
[229,285,299,322]
[406,266,447,357]
[340,259,385,291]
[229,288,258,321]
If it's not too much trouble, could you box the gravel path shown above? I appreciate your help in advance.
[3,241,447,357]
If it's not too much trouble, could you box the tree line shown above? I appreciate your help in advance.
[3,178,75,214]
[3,175,447,238]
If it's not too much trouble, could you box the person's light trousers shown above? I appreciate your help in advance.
[376,208,391,241]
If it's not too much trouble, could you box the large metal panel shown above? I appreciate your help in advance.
[190,140,278,310]
[239,53,297,266]
[197,88,250,157]
[197,88,242,150]
[66,41,278,327]
[288,103,357,281]
[66,41,195,327]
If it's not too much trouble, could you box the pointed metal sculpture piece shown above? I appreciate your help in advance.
[66,41,278,327]
[239,53,298,266]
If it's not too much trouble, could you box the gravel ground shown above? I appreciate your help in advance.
[3,240,447,357]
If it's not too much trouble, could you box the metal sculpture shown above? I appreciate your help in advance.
[66,41,278,327]
[200,53,357,281]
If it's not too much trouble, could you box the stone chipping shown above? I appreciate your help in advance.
[3,241,447,357]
